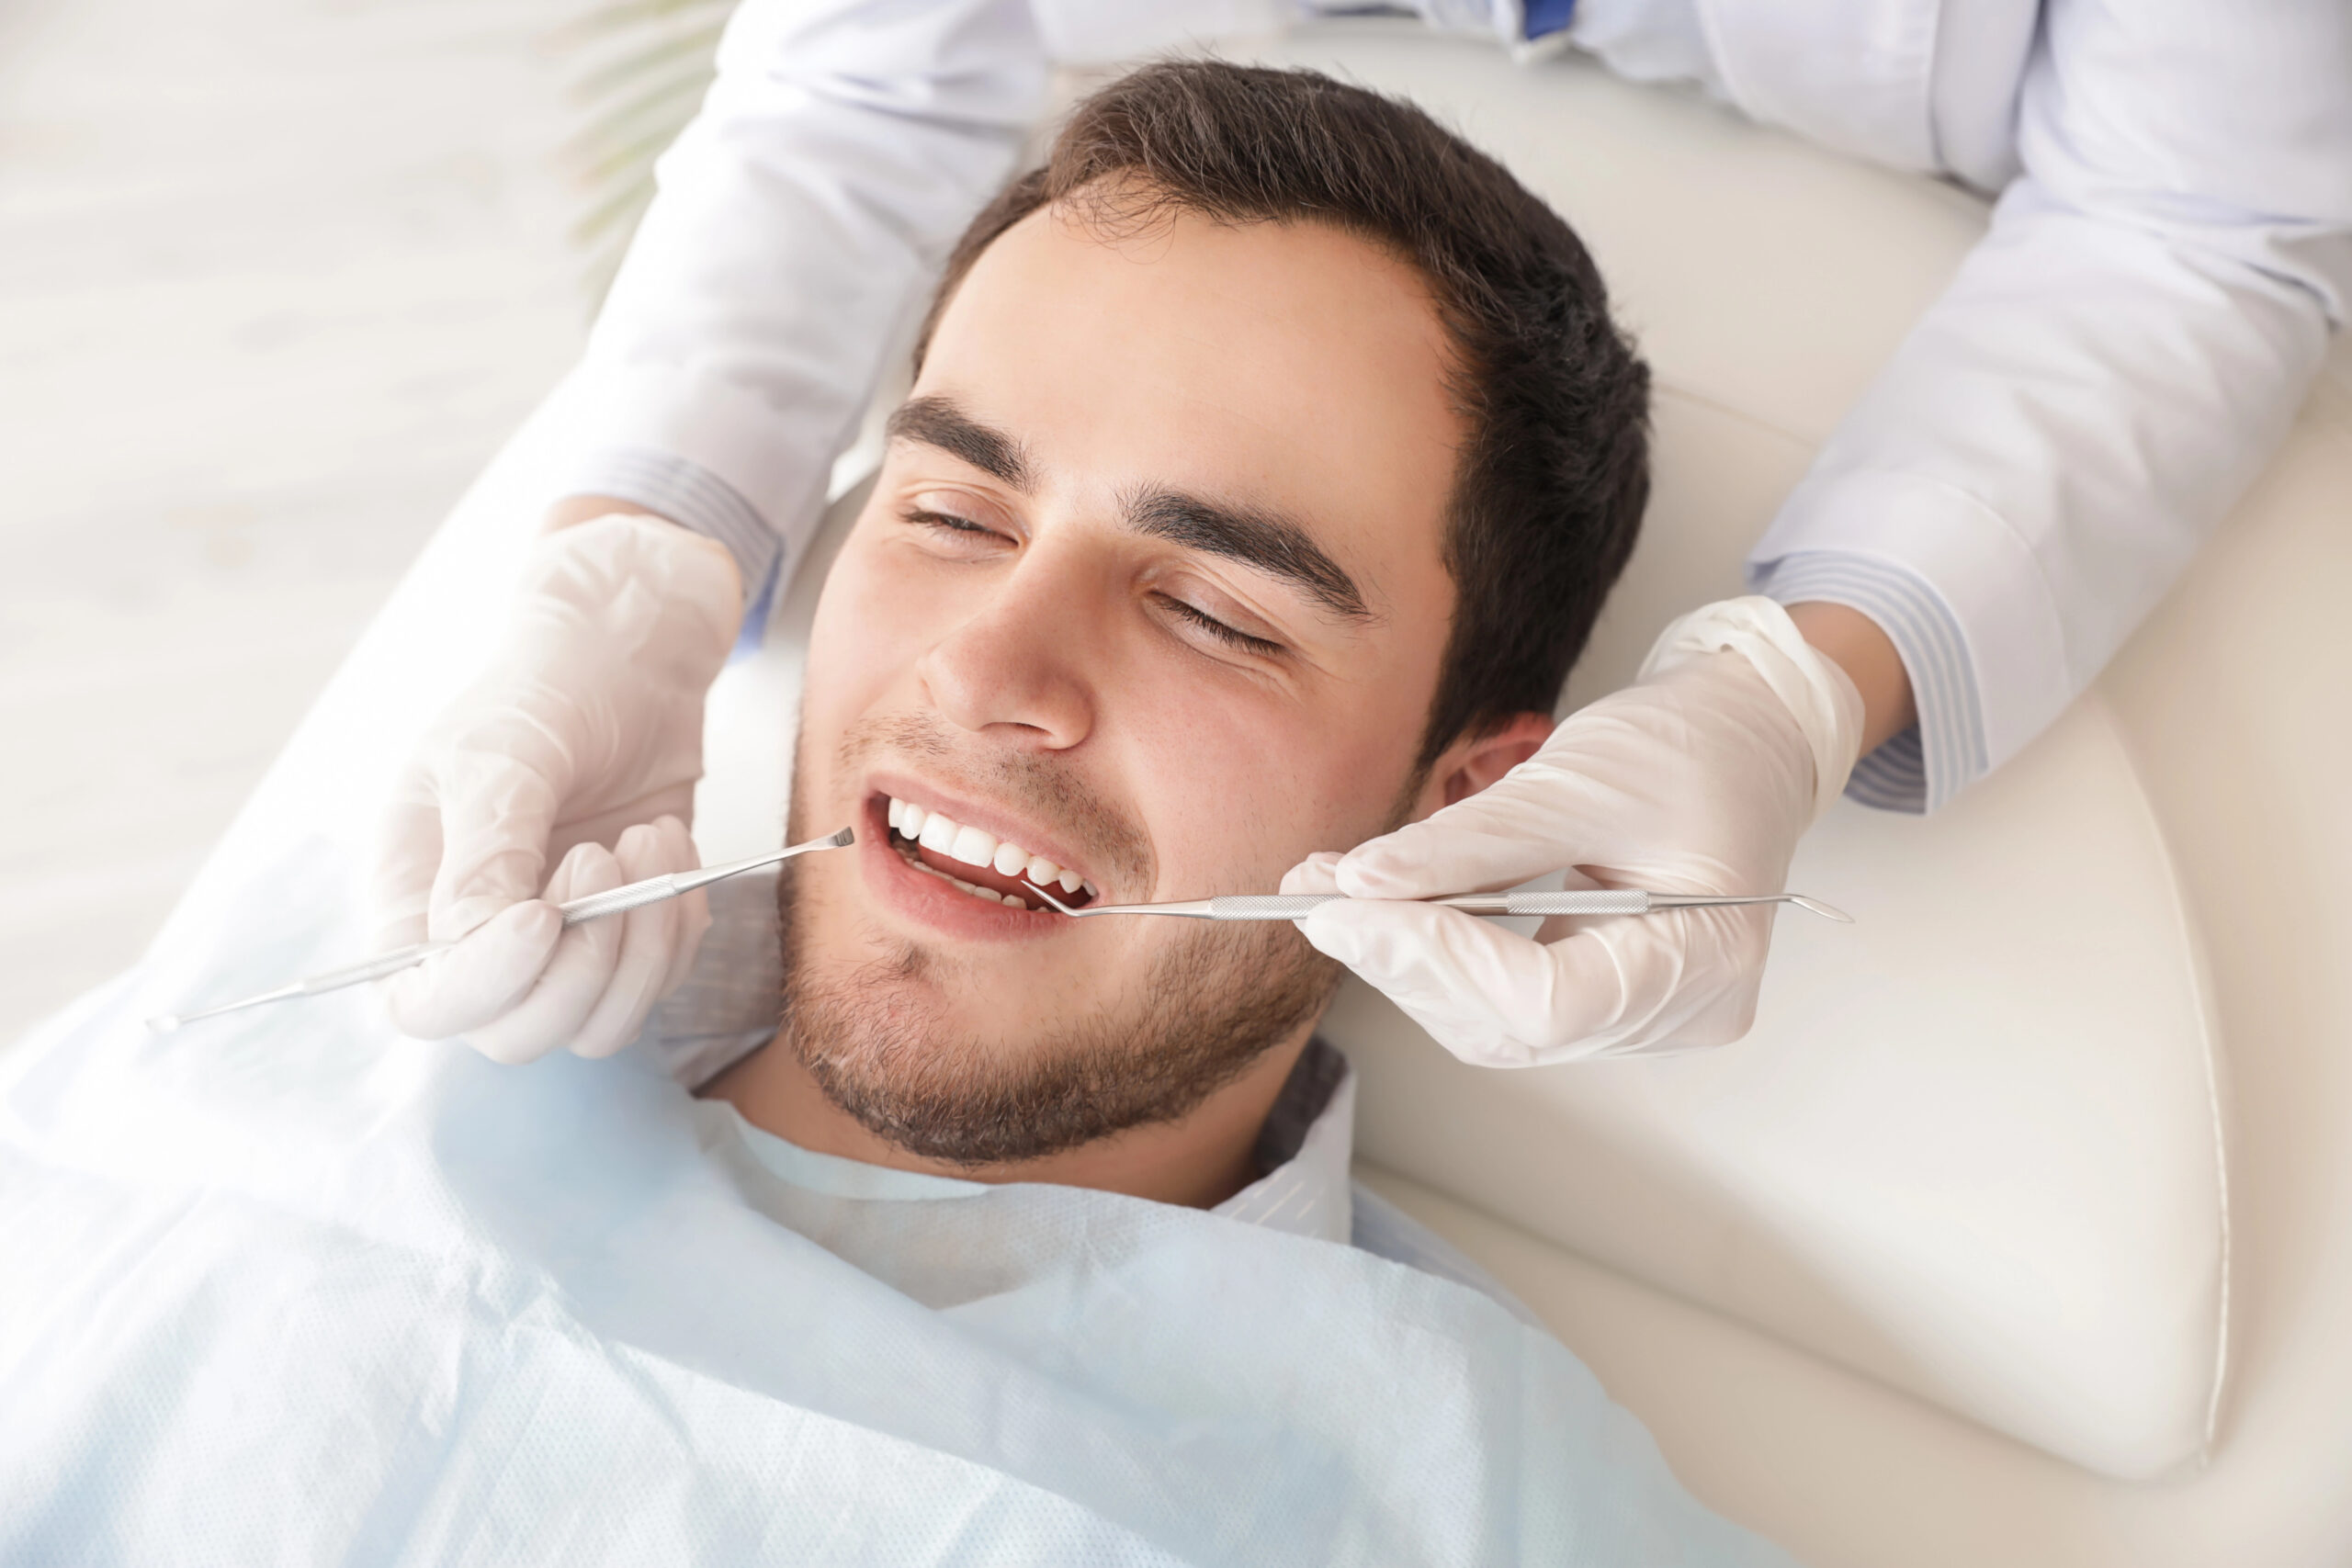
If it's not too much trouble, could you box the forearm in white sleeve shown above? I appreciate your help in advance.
[555,0,1056,604]
[1748,0,2352,812]
[556,0,1313,608]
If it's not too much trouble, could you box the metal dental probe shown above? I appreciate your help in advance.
[1023,885,1852,922]
[144,826,857,1032]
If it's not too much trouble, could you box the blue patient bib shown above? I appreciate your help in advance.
[0,841,1792,1566]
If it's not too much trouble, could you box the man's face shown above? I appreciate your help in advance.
[781,199,1464,1162]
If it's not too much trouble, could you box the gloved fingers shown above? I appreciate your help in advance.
[546,782,700,871]
[1295,897,1590,1065]
[428,749,568,942]
[368,788,445,953]
[1539,903,1772,1052]
[651,814,711,999]
[459,842,628,1066]
[380,899,562,1043]
[1279,851,1346,897]
[568,822,686,1060]
[1298,897,1767,1066]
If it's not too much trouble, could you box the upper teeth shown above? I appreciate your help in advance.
[886,796,1092,897]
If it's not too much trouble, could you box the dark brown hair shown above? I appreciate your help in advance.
[915,60,1650,770]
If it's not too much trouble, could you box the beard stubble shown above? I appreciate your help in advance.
[772,716,1343,1168]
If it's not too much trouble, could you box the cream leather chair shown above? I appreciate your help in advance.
[1223,27,2352,1567]
[145,21,2352,1565]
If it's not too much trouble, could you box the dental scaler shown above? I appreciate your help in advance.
[1024,886,1852,922]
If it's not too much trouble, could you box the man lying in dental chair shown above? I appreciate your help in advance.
[0,63,1801,1564]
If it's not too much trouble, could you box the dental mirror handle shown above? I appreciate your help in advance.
[358,829,860,971]
[551,831,848,925]
[250,862,783,999]
[147,827,855,1032]
[256,847,814,994]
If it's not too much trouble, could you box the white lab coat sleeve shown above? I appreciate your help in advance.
[1747,0,2352,812]
[551,0,1301,608]
[552,0,1053,605]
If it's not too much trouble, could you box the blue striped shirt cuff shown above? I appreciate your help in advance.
[1521,0,1577,38]
[560,447,785,612]
[1748,551,1988,814]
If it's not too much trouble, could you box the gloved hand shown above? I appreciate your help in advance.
[1284,597,1864,1066]
[370,513,743,1063]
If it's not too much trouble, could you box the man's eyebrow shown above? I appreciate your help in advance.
[885,396,1035,491]
[1124,488,1373,624]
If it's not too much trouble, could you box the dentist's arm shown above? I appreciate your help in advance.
[1748,0,2351,812]
[369,0,1305,1062]
[369,0,1057,1060]
[1294,0,2351,1066]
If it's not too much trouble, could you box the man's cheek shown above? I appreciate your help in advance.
[803,586,918,750]
[1128,728,1311,884]
[812,532,930,655]
[1205,742,1398,875]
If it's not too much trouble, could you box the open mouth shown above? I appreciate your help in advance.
[883,794,1100,913]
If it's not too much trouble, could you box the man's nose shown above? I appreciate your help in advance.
[916,547,1098,750]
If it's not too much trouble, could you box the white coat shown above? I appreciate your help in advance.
[556,0,2352,811]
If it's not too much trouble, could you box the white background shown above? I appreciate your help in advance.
[0,0,592,1043]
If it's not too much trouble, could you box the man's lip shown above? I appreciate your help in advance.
[862,770,1114,897]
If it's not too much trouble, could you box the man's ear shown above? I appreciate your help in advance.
[1411,711,1555,818]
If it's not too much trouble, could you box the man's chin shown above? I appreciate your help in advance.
[776,758,1340,1166]
[775,899,1338,1168]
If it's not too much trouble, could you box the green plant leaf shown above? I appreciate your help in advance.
[556,0,737,310]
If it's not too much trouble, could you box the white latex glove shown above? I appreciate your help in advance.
[1285,597,1864,1067]
[370,513,742,1061]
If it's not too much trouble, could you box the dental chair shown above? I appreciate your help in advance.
[143,21,2352,1566]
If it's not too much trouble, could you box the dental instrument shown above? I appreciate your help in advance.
[145,827,856,1032]
[1025,886,1852,922]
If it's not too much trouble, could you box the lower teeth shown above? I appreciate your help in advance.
[896,834,1028,910]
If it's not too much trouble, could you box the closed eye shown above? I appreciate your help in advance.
[1156,592,1285,657]
[902,505,998,538]
[899,503,1016,561]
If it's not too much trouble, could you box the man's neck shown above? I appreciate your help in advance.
[703,1026,1315,1210]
